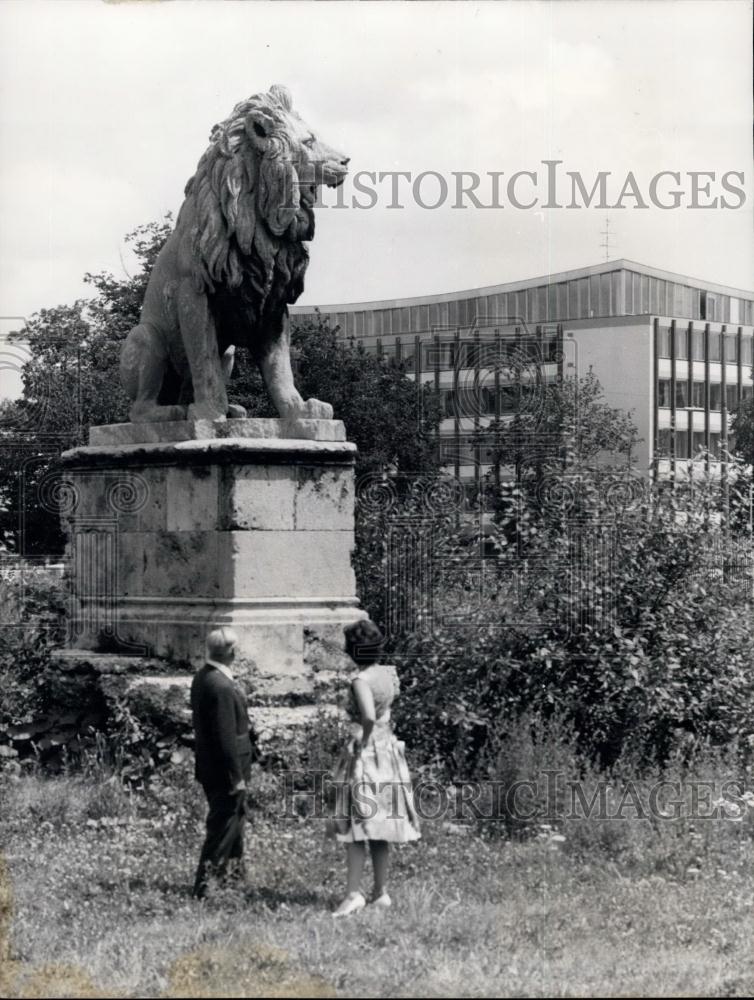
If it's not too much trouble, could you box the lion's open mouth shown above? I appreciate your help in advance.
[315,162,348,189]
[298,163,348,206]
[325,169,347,189]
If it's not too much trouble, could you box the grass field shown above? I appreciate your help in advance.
[1,768,753,998]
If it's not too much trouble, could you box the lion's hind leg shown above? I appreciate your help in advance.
[120,323,187,423]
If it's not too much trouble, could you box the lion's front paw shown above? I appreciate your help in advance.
[301,398,334,420]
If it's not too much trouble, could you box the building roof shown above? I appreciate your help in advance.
[290,259,754,315]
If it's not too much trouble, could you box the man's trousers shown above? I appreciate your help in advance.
[192,784,246,899]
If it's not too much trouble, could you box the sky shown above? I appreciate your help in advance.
[0,0,752,397]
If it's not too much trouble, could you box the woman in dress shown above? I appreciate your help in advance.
[329,619,421,917]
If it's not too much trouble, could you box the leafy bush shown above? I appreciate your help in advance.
[0,565,68,748]
[375,469,754,776]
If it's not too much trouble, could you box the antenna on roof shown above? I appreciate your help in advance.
[600,215,616,262]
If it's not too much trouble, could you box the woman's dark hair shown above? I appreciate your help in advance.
[344,619,384,666]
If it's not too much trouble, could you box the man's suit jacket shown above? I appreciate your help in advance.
[191,664,252,792]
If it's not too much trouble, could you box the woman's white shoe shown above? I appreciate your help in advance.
[332,891,366,917]
[371,891,392,908]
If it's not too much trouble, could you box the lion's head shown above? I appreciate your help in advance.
[184,84,349,306]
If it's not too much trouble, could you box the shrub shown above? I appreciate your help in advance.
[0,565,69,758]
[377,470,754,776]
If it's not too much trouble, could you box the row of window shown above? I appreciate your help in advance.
[436,430,733,464]
[656,326,753,363]
[313,275,621,337]
[656,429,731,460]
[438,436,501,464]
[437,385,550,419]
[436,431,563,465]
[302,273,754,339]
[350,325,754,369]
[657,379,753,411]
[627,274,753,325]
[359,335,560,370]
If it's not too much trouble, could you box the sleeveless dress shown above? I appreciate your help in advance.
[328,663,421,843]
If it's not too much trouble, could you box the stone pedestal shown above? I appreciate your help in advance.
[57,418,365,748]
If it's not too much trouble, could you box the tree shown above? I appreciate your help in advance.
[472,369,640,536]
[0,219,173,555]
[480,368,639,481]
[731,396,754,467]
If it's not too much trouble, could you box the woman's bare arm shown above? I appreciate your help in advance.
[351,676,376,746]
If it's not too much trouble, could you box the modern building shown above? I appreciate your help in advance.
[290,260,754,488]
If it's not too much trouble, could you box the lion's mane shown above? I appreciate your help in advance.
[182,84,309,318]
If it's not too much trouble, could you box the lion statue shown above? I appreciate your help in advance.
[119,84,349,423]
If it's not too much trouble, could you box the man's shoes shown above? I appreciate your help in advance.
[224,861,249,889]
[332,891,366,917]
[371,890,392,908]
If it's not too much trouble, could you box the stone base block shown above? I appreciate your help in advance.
[47,640,354,766]
[70,602,363,701]
[60,421,363,669]
[55,419,365,747]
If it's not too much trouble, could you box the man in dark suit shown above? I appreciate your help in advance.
[191,627,252,899]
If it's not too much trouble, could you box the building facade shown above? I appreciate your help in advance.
[290,260,754,487]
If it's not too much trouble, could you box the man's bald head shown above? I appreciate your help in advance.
[206,627,239,664]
